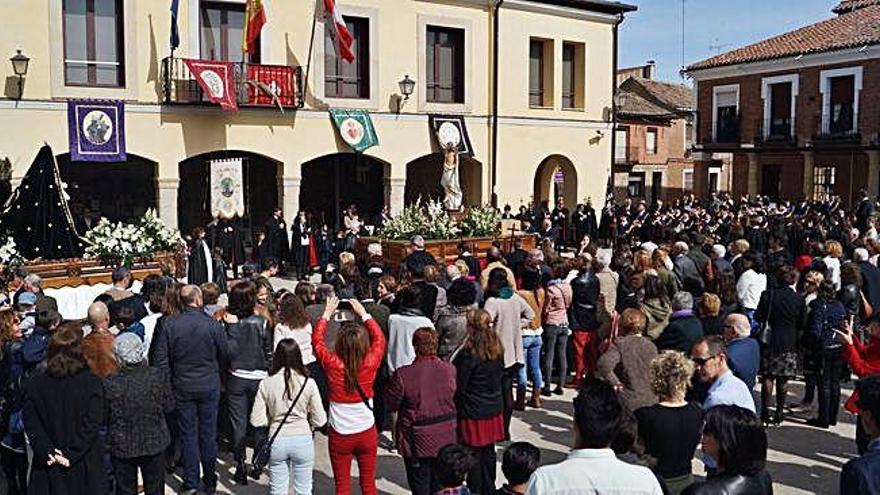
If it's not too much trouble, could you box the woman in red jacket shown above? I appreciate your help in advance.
[838,314,880,454]
[313,297,386,495]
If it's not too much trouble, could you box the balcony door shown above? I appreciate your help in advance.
[200,1,259,63]
[714,87,738,143]
[829,75,855,134]
[769,82,792,137]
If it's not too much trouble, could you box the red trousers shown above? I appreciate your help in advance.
[572,330,600,381]
[329,426,378,495]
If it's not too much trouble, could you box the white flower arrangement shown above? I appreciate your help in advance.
[382,199,504,241]
[0,235,22,266]
[83,210,184,267]
[461,204,501,238]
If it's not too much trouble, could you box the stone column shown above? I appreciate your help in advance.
[747,153,759,197]
[156,178,180,231]
[280,176,301,223]
[867,150,880,199]
[388,178,406,216]
[802,151,815,201]
[691,152,712,200]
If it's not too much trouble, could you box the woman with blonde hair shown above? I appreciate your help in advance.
[452,309,505,495]
[635,351,704,494]
[652,248,680,299]
[697,293,724,336]
[823,240,843,290]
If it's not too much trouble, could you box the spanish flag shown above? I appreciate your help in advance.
[242,0,266,54]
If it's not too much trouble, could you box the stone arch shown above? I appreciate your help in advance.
[178,150,282,236]
[405,153,483,207]
[533,154,578,210]
[56,152,158,224]
[300,153,391,229]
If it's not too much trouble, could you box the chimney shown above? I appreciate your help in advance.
[643,60,656,80]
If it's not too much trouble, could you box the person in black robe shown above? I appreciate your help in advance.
[372,205,392,234]
[208,218,245,277]
[187,228,211,285]
[317,224,334,270]
[212,247,228,293]
[290,211,312,279]
[263,207,290,270]
[550,197,570,248]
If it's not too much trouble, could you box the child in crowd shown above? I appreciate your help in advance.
[434,444,477,495]
[496,442,541,495]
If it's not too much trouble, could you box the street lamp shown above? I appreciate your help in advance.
[396,75,415,113]
[10,49,30,100]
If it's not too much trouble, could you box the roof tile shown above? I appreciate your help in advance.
[687,5,880,71]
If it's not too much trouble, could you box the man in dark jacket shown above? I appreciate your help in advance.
[655,291,704,354]
[569,260,601,386]
[841,375,880,495]
[263,207,289,268]
[721,313,760,392]
[403,235,437,278]
[152,285,228,495]
[672,241,700,286]
[856,248,880,312]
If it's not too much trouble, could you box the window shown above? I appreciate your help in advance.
[709,168,720,193]
[768,82,792,137]
[562,43,576,109]
[325,16,370,99]
[829,75,856,134]
[682,170,694,192]
[529,39,546,107]
[627,172,645,198]
[713,85,739,143]
[200,1,259,63]
[651,171,663,202]
[813,166,836,201]
[646,128,658,154]
[615,128,629,163]
[63,0,125,87]
[426,26,465,103]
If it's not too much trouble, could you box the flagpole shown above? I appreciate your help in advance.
[301,0,320,109]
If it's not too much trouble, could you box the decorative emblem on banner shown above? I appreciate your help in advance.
[67,99,126,162]
[210,158,245,219]
[429,114,474,157]
[183,59,238,111]
[329,109,379,152]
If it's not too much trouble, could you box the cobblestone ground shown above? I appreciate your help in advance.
[159,381,855,494]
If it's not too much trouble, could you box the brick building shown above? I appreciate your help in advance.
[613,64,730,202]
[685,0,880,206]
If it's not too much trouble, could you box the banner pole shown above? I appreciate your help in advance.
[301,0,320,108]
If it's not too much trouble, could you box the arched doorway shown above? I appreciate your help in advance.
[57,153,158,231]
[534,155,577,209]
[178,151,281,236]
[300,153,389,229]
[405,153,483,207]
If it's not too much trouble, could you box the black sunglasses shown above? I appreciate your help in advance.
[692,355,718,366]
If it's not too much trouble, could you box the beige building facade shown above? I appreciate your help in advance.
[0,0,634,234]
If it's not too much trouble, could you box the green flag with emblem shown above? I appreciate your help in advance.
[329,109,379,153]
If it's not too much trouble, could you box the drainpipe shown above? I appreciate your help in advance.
[609,13,623,200]
[490,0,503,207]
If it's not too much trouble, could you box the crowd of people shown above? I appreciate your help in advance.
[3,190,880,494]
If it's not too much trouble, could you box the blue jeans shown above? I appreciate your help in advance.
[517,335,543,391]
[269,435,315,495]
[175,388,220,491]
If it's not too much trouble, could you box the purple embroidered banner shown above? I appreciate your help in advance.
[67,99,126,162]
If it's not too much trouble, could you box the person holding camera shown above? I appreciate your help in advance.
[313,296,386,495]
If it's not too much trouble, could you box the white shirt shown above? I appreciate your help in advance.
[329,400,373,435]
[526,448,663,495]
[274,322,316,365]
[736,269,766,310]
[823,256,841,290]
[387,314,434,372]
[141,311,161,362]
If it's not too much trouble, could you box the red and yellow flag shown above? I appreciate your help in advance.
[242,0,266,54]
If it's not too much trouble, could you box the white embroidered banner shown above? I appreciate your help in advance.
[210,158,245,219]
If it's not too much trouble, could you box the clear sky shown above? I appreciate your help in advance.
[619,0,836,84]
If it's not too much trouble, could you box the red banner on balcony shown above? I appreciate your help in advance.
[246,65,296,108]
[183,59,238,111]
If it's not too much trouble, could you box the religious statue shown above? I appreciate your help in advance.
[440,143,463,211]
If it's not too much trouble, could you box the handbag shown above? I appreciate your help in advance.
[755,290,774,346]
[251,376,310,476]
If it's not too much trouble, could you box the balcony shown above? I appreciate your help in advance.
[754,118,796,147]
[812,104,861,144]
[161,56,303,109]
[709,116,741,146]
[614,145,643,165]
